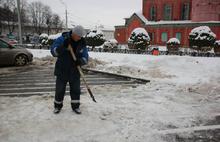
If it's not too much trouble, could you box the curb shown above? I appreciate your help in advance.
[83,68,150,84]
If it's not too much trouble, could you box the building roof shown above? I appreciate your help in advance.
[115,13,220,29]
[145,20,220,26]
[134,12,148,24]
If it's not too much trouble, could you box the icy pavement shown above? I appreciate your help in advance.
[0,80,219,142]
[0,50,220,142]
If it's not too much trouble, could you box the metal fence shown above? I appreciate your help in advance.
[88,48,218,57]
[17,44,219,57]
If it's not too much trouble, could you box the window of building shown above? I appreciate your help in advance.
[181,3,190,20]
[176,32,181,42]
[150,6,156,21]
[164,4,172,20]
[149,32,154,43]
[161,32,168,42]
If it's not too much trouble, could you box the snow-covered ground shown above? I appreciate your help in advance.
[0,49,220,142]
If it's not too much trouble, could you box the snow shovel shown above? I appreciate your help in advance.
[68,44,97,103]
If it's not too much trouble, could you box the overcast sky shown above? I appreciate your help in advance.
[28,0,142,30]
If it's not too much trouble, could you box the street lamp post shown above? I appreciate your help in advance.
[65,8,68,30]
[17,0,22,44]
[59,0,68,30]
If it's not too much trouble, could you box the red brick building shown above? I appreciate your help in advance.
[115,0,220,46]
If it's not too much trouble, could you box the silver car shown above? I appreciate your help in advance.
[0,39,33,66]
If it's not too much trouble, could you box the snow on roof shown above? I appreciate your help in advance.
[167,38,180,44]
[189,26,216,40]
[135,12,148,24]
[119,12,220,28]
[149,20,220,25]
[48,33,62,40]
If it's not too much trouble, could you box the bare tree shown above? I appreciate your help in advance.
[1,0,17,34]
[29,1,47,34]
[20,0,29,26]
[0,0,27,35]
[52,14,63,33]
[28,1,61,34]
[44,6,52,35]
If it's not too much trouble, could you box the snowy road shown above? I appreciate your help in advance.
[0,66,140,97]
[0,51,220,142]
[0,66,219,142]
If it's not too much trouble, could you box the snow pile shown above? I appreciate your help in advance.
[167,38,180,45]
[27,49,105,68]
[103,39,118,49]
[26,49,55,66]
[32,56,56,66]
[48,33,62,40]
[39,33,49,39]
[27,49,51,58]
[89,52,220,85]
[109,39,118,44]
[189,26,216,40]
[27,49,220,85]
[1,50,220,142]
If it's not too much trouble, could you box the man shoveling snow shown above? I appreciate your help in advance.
[50,25,88,114]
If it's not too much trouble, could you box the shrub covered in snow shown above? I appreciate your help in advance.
[214,40,220,47]
[214,40,220,55]
[189,26,216,51]
[103,39,118,49]
[39,33,49,45]
[39,33,48,39]
[85,29,106,51]
[167,38,180,54]
[128,28,150,50]
[167,38,180,45]
[48,33,62,45]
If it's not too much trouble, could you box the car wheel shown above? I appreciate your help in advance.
[15,54,27,66]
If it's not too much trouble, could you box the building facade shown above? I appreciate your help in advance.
[115,0,220,46]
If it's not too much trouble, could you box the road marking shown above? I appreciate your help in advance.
[152,124,220,135]
[0,91,56,97]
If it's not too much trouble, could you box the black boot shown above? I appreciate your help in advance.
[71,100,80,114]
[54,101,63,114]
[53,108,61,114]
[73,108,81,114]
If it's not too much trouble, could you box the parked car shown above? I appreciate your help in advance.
[0,39,33,66]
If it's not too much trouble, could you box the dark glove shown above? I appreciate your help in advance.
[56,38,70,55]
